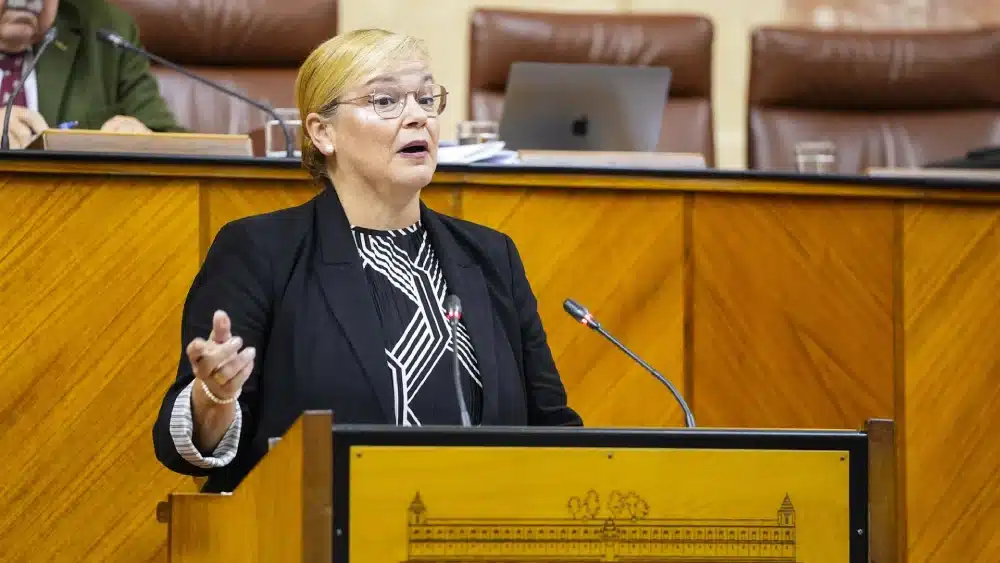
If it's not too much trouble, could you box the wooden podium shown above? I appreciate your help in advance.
[158,414,898,563]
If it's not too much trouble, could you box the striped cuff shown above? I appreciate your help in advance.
[169,381,242,469]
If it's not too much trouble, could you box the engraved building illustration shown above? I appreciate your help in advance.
[404,490,799,562]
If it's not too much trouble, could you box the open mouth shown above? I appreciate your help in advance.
[398,141,429,155]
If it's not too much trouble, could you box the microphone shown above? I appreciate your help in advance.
[1,27,59,150]
[95,28,294,157]
[563,298,696,428]
[444,295,472,427]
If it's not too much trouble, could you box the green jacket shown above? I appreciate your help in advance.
[37,0,182,131]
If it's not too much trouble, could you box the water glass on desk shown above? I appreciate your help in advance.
[456,121,499,145]
[795,141,837,174]
[264,108,303,158]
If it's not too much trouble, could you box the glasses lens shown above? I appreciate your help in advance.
[370,92,402,118]
[417,85,447,116]
[370,85,447,118]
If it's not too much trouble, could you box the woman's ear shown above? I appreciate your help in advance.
[305,112,335,155]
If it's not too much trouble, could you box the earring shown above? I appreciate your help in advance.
[325,144,334,154]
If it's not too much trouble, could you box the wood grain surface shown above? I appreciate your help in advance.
[462,186,687,426]
[165,412,333,562]
[0,174,201,562]
[2,158,998,561]
[902,203,1000,563]
[691,193,895,428]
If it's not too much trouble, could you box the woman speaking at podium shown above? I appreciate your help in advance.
[152,29,582,493]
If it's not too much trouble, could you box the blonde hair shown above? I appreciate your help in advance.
[295,29,430,181]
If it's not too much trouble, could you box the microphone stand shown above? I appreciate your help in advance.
[1,27,59,150]
[564,298,696,428]
[96,29,295,157]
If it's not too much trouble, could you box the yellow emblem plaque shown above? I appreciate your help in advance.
[346,446,852,562]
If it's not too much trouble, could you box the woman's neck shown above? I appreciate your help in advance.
[329,173,421,230]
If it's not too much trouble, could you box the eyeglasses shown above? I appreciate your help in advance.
[333,84,448,119]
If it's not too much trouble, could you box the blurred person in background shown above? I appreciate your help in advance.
[0,0,180,148]
[152,28,582,494]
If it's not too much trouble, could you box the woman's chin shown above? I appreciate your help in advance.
[389,162,436,190]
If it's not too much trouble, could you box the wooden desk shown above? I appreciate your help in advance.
[1,152,998,562]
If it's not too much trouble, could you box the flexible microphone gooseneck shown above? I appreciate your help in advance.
[95,28,295,157]
[444,295,472,427]
[1,27,59,150]
[563,298,696,428]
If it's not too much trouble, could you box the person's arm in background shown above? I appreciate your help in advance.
[505,235,584,427]
[103,10,185,133]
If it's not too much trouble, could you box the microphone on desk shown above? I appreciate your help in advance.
[444,295,472,427]
[1,27,59,151]
[563,298,696,428]
[95,28,295,157]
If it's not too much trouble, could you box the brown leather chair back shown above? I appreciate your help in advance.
[111,0,337,134]
[748,27,1000,172]
[469,9,715,165]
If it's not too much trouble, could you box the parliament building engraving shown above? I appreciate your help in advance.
[404,490,799,562]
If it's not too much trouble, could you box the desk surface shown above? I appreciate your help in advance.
[1,150,998,202]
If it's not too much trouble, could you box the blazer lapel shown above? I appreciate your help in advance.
[36,26,81,124]
[313,187,396,423]
[421,205,500,425]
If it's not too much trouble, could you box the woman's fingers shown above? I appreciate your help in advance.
[186,337,208,364]
[221,356,255,395]
[188,336,243,379]
[211,347,256,386]
[184,311,254,400]
[208,310,232,344]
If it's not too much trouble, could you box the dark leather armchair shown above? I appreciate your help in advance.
[748,26,1000,173]
[469,9,715,164]
[111,0,338,134]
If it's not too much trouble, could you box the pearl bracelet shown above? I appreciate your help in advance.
[199,379,241,405]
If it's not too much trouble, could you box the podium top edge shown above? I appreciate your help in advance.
[329,424,869,452]
[332,424,866,437]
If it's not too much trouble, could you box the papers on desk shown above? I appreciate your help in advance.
[437,141,707,170]
[437,141,519,165]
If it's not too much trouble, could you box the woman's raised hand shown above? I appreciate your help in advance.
[186,310,256,404]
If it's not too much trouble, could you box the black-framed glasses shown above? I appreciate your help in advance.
[334,84,448,119]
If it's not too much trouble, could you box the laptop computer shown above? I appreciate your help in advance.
[497,62,672,153]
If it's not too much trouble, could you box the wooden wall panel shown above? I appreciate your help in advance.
[903,203,1000,563]
[202,181,458,255]
[203,181,319,255]
[462,187,687,427]
[691,194,895,428]
[4,160,999,562]
[0,175,200,562]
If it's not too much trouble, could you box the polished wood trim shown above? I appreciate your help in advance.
[0,157,308,180]
[301,411,334,563]
[682,192,695,412]
[867,419,900,563]
[164,412,333,562]
[443,172,1000,202]
[1,154,999,202]
[890,204,907,563]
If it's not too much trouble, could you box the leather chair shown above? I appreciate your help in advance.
[469,9,715,165]
[748,26,1000,173]
[111,0,337,134]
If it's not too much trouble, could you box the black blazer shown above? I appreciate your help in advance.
[153,185,582,492]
